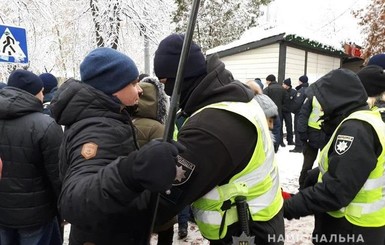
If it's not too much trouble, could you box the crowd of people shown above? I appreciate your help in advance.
[0,34,385,245]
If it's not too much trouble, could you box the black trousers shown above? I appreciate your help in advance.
[293,113,303,149]
[280,111,294,144]
[298,142,319,189]
[313,213,385,244]
[209,208,284,245]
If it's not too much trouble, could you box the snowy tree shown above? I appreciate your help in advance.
[354,0,385,61]
[0,0,175,81]
[172,0,272,51]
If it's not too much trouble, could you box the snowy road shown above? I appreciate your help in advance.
[63,144,315,244]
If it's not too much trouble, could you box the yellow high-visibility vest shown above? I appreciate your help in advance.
[308,97,324,129]
[318,110,385,227]
[190,100,283,240]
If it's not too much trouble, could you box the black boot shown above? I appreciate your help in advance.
[178,226,188,239]
[289,147,303,153]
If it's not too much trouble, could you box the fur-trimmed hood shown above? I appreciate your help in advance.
[134,77,169,123]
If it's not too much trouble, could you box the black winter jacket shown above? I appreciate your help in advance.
[284,69,383,234]
[0,87,63,228]
[50,79,151,244]
[263,81,287,116]
[157,54,284,244]
[282,87,297,113]
[291,82,309,114]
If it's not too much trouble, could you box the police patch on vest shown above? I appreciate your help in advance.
[335,135,354,155]
[173,155,195,186]
[81,142,98,159]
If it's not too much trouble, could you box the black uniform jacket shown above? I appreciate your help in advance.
[284,69,382,220]
[0,87,62,228]
[157,55,262,223]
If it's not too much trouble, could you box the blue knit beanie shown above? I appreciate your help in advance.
[39,73,58,94]
[154,34,206,79]
[7,69,43,95]
[80,47,139,95]
[367,54,385,69]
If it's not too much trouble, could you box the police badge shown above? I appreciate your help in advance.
[232,232,255,245]
[173,155,195,186]
[335,135,354,155]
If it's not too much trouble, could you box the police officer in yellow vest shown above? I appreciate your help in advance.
[296,93,327,190]
[284,68,385,244]
[154,34,284,244]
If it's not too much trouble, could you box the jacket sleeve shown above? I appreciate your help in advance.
[284,119,379,219]
[58,119,149,228]
[297,96,312,135]
[41,121,64,200]
[156,108,257,224]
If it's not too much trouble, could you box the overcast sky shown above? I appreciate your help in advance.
[208,0,371,54]
[262,0,370,47]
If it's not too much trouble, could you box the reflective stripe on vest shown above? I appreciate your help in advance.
[190,100,283,239]
[308,97,323,129]
[318,110,385,227]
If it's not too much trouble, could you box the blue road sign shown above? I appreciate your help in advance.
[0,24,28,64]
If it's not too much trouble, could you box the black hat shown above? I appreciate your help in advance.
[357,65,385,97]
[299,75,308,83]
[283,78,291,86]
[154,34,206,79]
[39,73,58,94]
[8,69,43,95]
[266,74,276,82]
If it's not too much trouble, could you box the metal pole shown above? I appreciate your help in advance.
[144,34,150,74]
[146,0,201,243]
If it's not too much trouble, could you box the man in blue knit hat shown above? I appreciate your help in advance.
[49,47,184,245]
[153,34,284,244]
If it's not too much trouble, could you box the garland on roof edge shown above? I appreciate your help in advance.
[285,34,344,55]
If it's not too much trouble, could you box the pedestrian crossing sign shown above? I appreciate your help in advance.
[0,24,28,64]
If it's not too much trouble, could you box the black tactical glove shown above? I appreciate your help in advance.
[119,140,185,193]
[283,200,296,220]
[303,167,320,188]
[299,132,308,143]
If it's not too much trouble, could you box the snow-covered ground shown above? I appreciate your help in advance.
[63,143,315,244]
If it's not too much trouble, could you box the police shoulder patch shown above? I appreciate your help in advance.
[81,142,98,159]
[335,135,354,155]
[173,155,195,186]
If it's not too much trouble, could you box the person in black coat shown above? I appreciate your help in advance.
[0,70,63,244]
[264,74,288,152]
[281,78,296,146]
[290,75,309,153]
[39,72,58,116]
[50,48,183,245]
[284,68,385,244]
[296,92,327,190]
